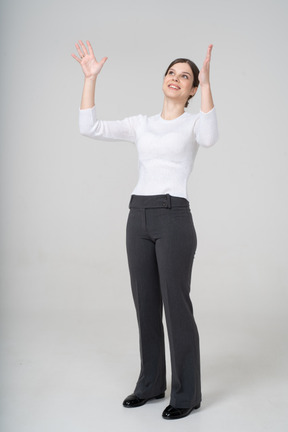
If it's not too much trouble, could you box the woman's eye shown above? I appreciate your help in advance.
[168,71,174,75]
[183,75,188,79]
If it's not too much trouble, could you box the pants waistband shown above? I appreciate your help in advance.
[129,194,189,209]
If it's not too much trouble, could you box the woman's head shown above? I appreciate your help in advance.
[163,58,200,107]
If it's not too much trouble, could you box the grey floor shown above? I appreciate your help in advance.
[1,308,287,432]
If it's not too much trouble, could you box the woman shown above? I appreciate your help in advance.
[72,40,218,420]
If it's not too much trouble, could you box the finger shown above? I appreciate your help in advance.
[75,42,84,58]
[100,56,108,66]
[71,53,82,63]
[86,40,94,57]
[202,48,212,69]
[206,44,213,61]
[79,40,88,56]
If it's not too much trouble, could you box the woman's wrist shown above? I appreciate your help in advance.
[84,74,97,83]
[200,82,211,90]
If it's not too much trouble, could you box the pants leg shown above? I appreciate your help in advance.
[155,207,201,408]
[126,208,166,398]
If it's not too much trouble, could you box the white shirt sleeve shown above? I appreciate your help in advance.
[79,105,141,143]
[194,107,219,148]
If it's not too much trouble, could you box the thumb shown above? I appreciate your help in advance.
[100,57,108,66]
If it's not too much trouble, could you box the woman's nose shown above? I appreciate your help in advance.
[173,75,179,81]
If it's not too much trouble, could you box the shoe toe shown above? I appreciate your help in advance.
[162,404,200,420]
[123,392,165,408]
[123,394,143,407]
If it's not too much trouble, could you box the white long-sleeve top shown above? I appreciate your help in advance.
[79,106,218,199]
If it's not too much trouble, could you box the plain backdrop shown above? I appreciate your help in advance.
[0,0,288,431]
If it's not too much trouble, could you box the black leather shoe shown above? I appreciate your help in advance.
[123,393,165,408]
[162,403,200,420]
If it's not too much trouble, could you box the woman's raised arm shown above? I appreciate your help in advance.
[71,40,108,109]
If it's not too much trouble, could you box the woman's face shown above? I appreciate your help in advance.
[162,62,197,104]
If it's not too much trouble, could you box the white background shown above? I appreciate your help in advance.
[1,0,287,431]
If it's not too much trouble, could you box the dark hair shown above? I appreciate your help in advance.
[164,58,200,108]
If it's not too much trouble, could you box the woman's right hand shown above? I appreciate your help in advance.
[72,40,108,79]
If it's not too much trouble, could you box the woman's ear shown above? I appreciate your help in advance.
[190,86,198,97]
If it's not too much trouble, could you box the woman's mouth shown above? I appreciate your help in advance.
[168,84,180,90]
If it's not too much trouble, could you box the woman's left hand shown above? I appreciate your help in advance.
[198,44,213,87]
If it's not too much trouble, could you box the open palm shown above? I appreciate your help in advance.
[198,44,213,87]
[72,40,108,79]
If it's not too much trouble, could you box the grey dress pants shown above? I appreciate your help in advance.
[126,194,201,409]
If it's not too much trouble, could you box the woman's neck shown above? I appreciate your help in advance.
[160,99,186,120]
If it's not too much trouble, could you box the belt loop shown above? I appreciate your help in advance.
[166,194,171,208]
